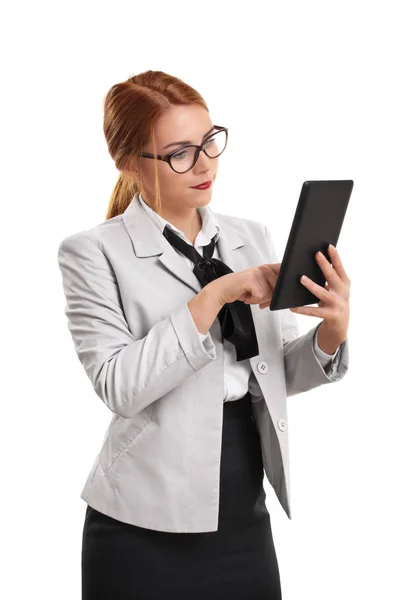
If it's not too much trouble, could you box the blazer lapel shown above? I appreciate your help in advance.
[122,195,256,294]
[122,195,270,364]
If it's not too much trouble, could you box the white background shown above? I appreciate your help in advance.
[2,1,399,598]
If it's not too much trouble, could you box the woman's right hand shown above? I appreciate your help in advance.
[210,263,281,310]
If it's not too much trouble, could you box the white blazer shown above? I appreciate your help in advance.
[137,194,339,393]
[57,193,349,533]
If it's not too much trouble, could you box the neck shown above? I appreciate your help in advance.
[162,210,202,244]
[141,194,203,245]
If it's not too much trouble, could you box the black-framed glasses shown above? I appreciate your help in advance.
[139,125,228,174]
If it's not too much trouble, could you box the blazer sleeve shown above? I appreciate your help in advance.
[262,223,349,396]
[57,233,217,419]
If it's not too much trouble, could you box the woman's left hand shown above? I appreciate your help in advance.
[290,244,350,342]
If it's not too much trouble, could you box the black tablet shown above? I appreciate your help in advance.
[269,180,354,311]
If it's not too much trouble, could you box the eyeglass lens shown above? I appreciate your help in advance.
[170,129,227,173]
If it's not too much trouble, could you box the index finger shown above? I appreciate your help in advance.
[328,246,350,284]
[257,263,281,287]
[258,263,281,275]
[268,263,281,275]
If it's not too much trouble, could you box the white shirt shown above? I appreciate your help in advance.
[138,193,339,402]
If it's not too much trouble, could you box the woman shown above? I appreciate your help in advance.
[57,69,350,599]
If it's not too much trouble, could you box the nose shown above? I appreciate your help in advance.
[195,149,214,173]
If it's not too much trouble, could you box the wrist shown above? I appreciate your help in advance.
[204,280,225,310]
[317,322,345,354]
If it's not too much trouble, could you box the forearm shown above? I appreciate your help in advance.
[188,283,223,335]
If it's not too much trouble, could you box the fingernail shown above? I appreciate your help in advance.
[329,244,335,251]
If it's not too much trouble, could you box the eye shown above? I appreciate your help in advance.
[172,149,188,160]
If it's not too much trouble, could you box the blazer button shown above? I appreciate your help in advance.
[277,418,287,431]
[257,360,268,374]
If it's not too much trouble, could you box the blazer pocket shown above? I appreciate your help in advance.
[99,409,153,475]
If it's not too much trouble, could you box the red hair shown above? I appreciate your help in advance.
[103,70,209,220]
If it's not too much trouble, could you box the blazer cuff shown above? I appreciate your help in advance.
[311,322,349,382]
[170,303,216,368]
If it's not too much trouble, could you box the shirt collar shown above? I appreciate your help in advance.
[137,192,221,248]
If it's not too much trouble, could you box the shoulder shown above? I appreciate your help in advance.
[57,213,125,256]
[213,210,278,262]
[213,210,267,238]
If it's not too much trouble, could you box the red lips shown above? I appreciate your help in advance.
[190,180,212,189]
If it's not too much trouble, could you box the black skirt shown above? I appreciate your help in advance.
[81,392,282,599]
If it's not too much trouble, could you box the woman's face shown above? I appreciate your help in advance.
[137,104,219,215]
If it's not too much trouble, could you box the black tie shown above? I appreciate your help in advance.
[163,226,259,361]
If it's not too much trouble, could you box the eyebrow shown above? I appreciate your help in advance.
[163,126,215,150]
